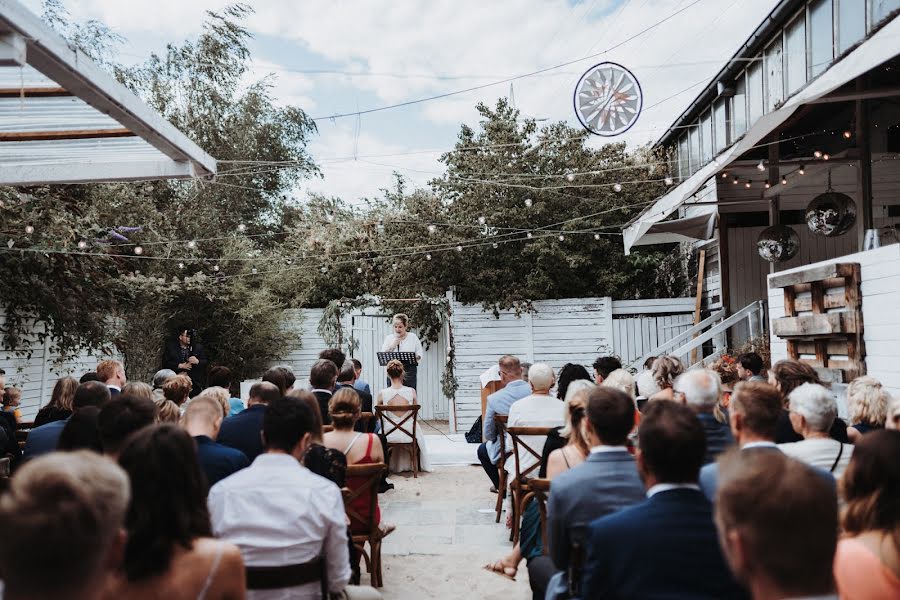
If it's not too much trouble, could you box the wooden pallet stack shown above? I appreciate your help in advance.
[769,263,865,384]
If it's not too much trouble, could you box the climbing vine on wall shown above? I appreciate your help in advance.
[317,293,457,400]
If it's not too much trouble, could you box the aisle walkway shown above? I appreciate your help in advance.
[364,430,532,598]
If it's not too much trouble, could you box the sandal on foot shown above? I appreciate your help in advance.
[483,560,517,581]
[379,523,396,538]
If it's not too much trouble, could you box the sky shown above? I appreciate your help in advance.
[24,0,781,204]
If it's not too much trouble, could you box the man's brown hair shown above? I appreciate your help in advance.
[715,450,837,596]
[499,355,521,373]
[96,359,123,383]
[310,359,339,389]
[162,374,192,405]
[730,381,782,440]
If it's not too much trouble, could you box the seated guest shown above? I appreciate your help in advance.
[261,367,288,397]
[647,355,684,401]
[152,368,176,393]
[352,358,371,396]
[337,361,374,432]
[634,355,658,399]
[592,355,622,385]
[123,381,155,403]
[98,392,158,458]
[274,365,297,392]
[711,356,740,407]
[23,381,110,460]
[320,348,347,370]
[846,376,889,442]
[530,387,646,599]
[478,355,531,491]
[217,381,279,462]
[195,387,232,423]
[506,363,565,483]
[698,381,818,501]
[33,376,78,427]
[97,359,127,396]
[715,450,838,600]
[556,363,591,401]
[581,400,745,599]
[182,395,249,491]
[0,451,130,600]
[289,389,348,487]
[888,394,900,430]
[108,424,244,599]
[770,359,848,443]
[324,388,395,537]
[486,381,595,584]
[779,383,854,478]
[58,406,103,453]
[735,351,765,382]
[2,386,22,423]
[673,369,734,464]
[601,368,636,398]
[210,396,351,598]
[834,430,900,598]
[155,399,181,424]
[162,374,192,409]
[310,359,339,425]
[207,366,243,416]
[376,360,432,473]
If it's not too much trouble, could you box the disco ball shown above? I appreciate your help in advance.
[805,191,856,237]
[757,225,800,263]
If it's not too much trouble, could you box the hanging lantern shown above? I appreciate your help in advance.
[805,170,856,237]
[757,225,800,263]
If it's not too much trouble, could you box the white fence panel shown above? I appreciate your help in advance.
[610,298,695,367]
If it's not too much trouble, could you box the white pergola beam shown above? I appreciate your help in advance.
[0,0,216,177]
[0,159,198,186]
[0,32,25,66]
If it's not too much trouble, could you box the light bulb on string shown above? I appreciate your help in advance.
[764,180,771,189]
[721,172,729,179]
[823,153,830,161]
[781,176,788,185]
[237,223,247,232]
[425,253,432,261]
[212,265,220,272]
[527,232,533,239]
[187,240,196,249]
[744,181,752,189]
[594,233,601,240]
[356,266,363,273]
[524,198,532,207]
[558,234,565,241]
[842,131,852,139]
[814,150,823,159]
[133,246,143,255]
[77,240,87,249]
[664,176,674,186]
[756,160,766,172]
[427,224,436,234]
[392,263,398,270]
[492,242,498,249]
[24,225,34,235]
[477,216,486,225]
[798,165,806,175]
[320,266,328,273]
[251,267,258,274]
[178,262,185,269]
[613,183,622,193]
[565,171,575,183]
[732,177,739,185]
[456,245,463,252]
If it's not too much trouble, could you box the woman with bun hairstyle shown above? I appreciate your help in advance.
[381,313,423,389]
[375,360,432,474]
[323,387,395,537]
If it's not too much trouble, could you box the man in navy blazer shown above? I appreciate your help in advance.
[528,387,646,599]
[23,381,110,461]
[218,381,280,462]
[581,400,747,599]
[183,394,249,490]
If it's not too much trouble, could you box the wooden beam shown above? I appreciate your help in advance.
[0,128,134,142]
[690,249,706,365]
[768,263,858,288]
[772,313,860,338]
[808,86,900,104]
[0,86,70,98]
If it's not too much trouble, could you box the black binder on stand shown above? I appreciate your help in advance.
[376,351,417,367]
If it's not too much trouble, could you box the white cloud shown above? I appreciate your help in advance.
[246,59,317,110]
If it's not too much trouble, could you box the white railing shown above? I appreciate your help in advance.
[632,300,767,369]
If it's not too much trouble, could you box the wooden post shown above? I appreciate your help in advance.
[690,249,706,365]
[856,78,874,250]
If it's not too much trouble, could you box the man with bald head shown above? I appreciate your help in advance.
[217,381,280,462]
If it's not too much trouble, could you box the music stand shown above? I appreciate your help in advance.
[377,351,417,367]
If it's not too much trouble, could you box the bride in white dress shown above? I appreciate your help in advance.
[377,359,432,473]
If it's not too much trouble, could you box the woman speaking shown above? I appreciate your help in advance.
[381,313,423,390]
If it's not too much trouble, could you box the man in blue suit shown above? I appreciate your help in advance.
[23,381,110,460]
[478,355,531,491]
[529,386,646,599]
[218,381,280,462]
[581,400,747,599]
[183,394,249,491]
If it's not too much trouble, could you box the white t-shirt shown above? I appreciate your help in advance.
[381,332,423,360]
[778,437,854,478]
[505,394,565,477]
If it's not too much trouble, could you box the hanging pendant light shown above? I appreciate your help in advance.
[757,225,800,263]
[805,169,856,237]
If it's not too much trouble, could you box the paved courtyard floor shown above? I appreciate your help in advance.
[359,430,532,598]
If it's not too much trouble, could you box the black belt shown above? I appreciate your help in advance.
[245,557,324,590]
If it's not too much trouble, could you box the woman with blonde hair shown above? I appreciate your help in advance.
[833,430,900,598]
[195,387,230,420]
[846,376,890,442]
[163,375,193,408]
[648,355,684,401]
[123,382,155,404]
[381,313,423,389]
[602,369,636,398]
[155,400,181,424]
[376,359,432,473]
[34,376,79,427]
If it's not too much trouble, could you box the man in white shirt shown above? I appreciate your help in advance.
[208,396,350,599]
[505,363,565,479]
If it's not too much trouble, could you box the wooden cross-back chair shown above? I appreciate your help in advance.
[519,477,551,556]
[506,426,554,545]
[15,422,33,452]
[493,414,511,523]
[375,404,421,478]
[357,411,375,433]
[342,462,388,588]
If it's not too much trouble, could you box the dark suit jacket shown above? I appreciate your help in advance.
[162,340,209,392]
[547,450,645,571]
[217,404,266,462]
[338,383,374,433]
[582,488,747,599]
[22,419,69,461]
[194,435,250,491]
[312,390,333,425]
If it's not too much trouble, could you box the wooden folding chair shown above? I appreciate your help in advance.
[520,477,551,556]
[506,426,554,545]
[358,411,375,433]
[342,462,389,588]
[493,414,511,523]
[375,404,421,478]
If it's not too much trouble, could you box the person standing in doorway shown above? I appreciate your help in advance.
[381,313,423,390]
[162,326,208,397]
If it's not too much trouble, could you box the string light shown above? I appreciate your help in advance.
[744,180,752,189]
[732,176,739,185]
[425,253,432,261]
[823,153,830,161]
[357,266,363,273]
[781,176,787,185]
[77,240,87,249]
[813,150,823,159]
[251,267,258,274]
[565,171,575,183]
[392,263,398,270]
[24,225,34,234]
[613,183,623,192]
[527,232,533,238]
[721,172,729,179]
[798,164,806,175]
[492,242,498,248]
[477,216,486,225]
[756,160,765,171]
[320,266,328,273]
[212,265,220,272]
[456,245,463,252]
[237,223,247,232]
[764,180,771,189]
[524,198,533,207]
[664,176,674,186]
[559,234,565,241]
[842,130,852,139]
[133,246,143,255]
[427,224,436,234]
[178,262,185,269]
[187,241,196,249]
[594,233,601,240]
